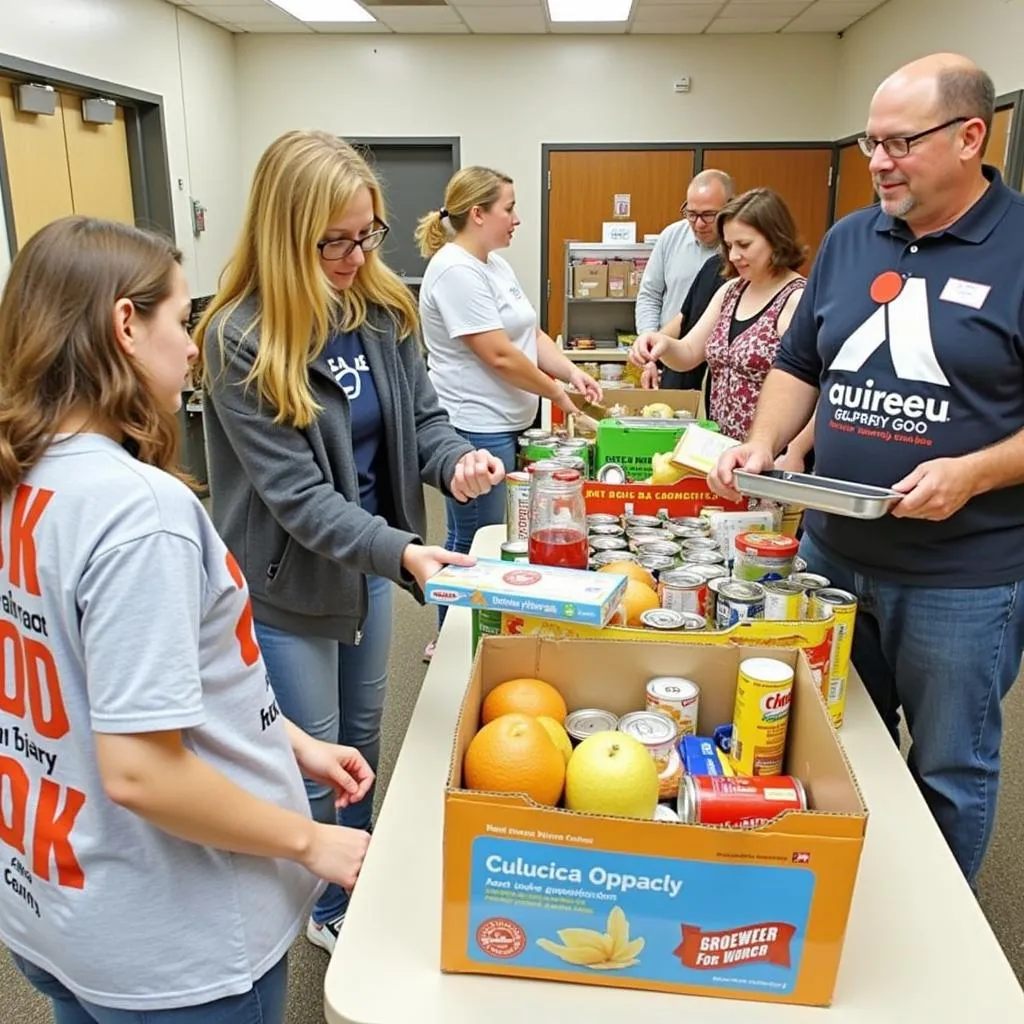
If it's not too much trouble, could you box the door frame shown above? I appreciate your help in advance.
[0,52,174,258]
[346,136,460,285]
[539,140,833,333]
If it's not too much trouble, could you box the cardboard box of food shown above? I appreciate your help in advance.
[441,637,867,1006]
[570,388,702,421]
[425,558,626,628]
[628,258,647,298]
[573,263,609,299]
[607,260,631,299]
[582,478,751,520]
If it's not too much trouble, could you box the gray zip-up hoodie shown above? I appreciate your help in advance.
[203,294,473,642]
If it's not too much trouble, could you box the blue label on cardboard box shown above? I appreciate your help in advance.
[467,837,813,995]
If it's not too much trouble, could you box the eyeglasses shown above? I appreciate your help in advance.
[682,207,720,225]
[856,117,969,159]
[316,220,390,261]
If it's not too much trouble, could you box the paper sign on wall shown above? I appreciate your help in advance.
[613,193,631,218]
[602,221,637,244]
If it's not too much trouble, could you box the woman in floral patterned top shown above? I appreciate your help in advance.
[629,188,808,444]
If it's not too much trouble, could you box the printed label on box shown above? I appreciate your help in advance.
[467,837,814,995]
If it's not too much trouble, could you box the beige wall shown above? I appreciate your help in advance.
[234,33,841,311]
[835,0,1024,136]
[0,0,238,294]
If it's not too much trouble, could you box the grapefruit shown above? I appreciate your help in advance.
[481,677,567,725]
[463,713,565,806]
[598,561,656,590]
[620,579,660,626]
[565,731,659,819]
[537,716,573,764]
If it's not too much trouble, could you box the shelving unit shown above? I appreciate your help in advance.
[560,240,654,361]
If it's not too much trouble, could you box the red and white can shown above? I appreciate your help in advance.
[677,774,808,827]
[505,471,530,541]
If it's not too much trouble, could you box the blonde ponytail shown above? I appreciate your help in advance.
[415,209,450,259]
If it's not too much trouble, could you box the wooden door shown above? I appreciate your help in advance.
[61,92,135,225]
[700,148,832,272]
[987,105,1013,179]
[546,149,695,337]
[0,78,74,248]
[834,140,876,221]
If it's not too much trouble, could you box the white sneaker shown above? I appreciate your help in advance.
[306,913,345,954]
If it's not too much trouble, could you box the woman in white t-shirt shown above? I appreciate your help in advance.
[415,167,601,650]
[0,216,373,1022]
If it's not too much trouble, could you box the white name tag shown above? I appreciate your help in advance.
[940,277,991,309]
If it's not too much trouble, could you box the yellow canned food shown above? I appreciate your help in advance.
[808,587,857,729]
[728,657,794,777]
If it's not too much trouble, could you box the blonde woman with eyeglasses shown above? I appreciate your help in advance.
[198,131,503,953]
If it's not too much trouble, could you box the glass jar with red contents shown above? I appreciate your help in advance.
[528,469,588,569]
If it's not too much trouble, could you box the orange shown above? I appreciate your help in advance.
[464,713,565,806]
[620,578,660,627]
[481,677,568,725]
[598,561,657,591]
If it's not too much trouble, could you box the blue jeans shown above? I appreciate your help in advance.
[11,952,287,1023]
[799,533,1024,886]
[255,574,392,922]
[439,429,519,628]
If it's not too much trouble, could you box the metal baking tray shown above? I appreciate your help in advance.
[732,470,904,520]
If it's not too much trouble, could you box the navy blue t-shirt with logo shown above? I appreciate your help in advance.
[323,330,386,517]
[775,167,1024,587]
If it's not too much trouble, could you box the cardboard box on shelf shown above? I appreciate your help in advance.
[569,388,702,420]
[628,258,647,298]
[441,636,867,1006]
[606,260,631,299]
[573,263,608,299]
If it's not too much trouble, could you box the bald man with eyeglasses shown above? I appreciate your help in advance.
[712,54,1024,889]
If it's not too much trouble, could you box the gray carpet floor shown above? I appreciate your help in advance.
[2,487,1023,1021]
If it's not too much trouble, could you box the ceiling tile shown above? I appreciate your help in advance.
[452,0,539,6]
[719,1,809,15]
[184,0,273,6]
[370,4,467,28]
[195,4,302,22]
[633,5,715,26]
[459,6,547,31]
[633,0,720,6]
[308,19,392,30]
[783,0,878,31]
[630,15,717,32]
[705,14,789,30]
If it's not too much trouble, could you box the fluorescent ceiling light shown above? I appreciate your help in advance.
[272,0,376,23]
[548,0,632,22]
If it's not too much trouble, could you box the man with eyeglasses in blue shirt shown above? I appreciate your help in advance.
[712,53,1024,889]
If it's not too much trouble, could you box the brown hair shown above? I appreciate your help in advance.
[716,188,807,279]
[415,166,513,259]
[0,216,186,498]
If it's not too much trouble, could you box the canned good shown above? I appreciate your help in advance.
[588,523,625,538]
[625,514,663,529]
[763,580,805,621]
[685,563,729,583]
[552,454,587,476]
[640,608,686,631]
[658,569,707,616]
[662,523,709,540]
[646,676,700,737]
[636,539,682,560]
[565,708,618,744]
[658,747,684,801]
[522,428,552,442]
[728,657,794,776]
[558,436,589,450]
[680,735,728,776]
[586,513,620,529]
[589,535,629,554]
[589,550,639,569]
[597,462,627,484]
[668,516,710,534]
[618,710,677,774]
[637,554,676,578]
[678,774,807,827]
[788,572,832,618]
[793,556,808,574]
[653,803,681,823]
[470,608,503,655]
[734,531,800,583]
[523,440,560,465]
[808,588,857,728]
[715,580,766,629]
[627,528,667,552]
[706,575,730,627]
[681,537,720,553]
[500,539,529,563]
[682,549,726,567]
[504,471,531,541]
